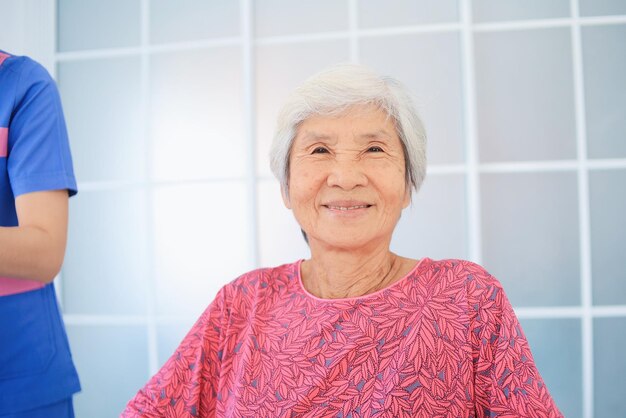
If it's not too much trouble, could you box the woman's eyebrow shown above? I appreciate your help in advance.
[298,131,335,144]
[357,129,395,141]
[297,129,394,144]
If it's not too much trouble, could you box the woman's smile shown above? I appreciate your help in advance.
[322,200,372,212]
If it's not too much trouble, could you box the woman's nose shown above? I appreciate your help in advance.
[326,159,368,190]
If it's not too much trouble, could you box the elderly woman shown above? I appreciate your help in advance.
[123,64,562,417]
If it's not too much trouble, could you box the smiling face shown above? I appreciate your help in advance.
[283,104,411,252]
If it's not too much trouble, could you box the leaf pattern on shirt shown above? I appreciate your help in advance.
[122,258,563,418]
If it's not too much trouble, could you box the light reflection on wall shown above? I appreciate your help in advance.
[152,182,251,317]
[150,48,245,181]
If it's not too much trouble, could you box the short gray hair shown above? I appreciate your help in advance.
[269,63,427,195]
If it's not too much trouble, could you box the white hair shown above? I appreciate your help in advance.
[269,63,427,195]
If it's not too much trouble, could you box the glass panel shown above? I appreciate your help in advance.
[67,325,149,418]
[255,0,348,37]
[63,190,148,314]
[255,41,350,177]
[150,0,239,44]
[391,174,467,260]
[582,24,626,159]
[480,172,580,306]
[589,169,626,305]
[0,2,24,52]
[472,0,570,23]
[157,320,197,367]
[150,47,245,181]
[257,180,310,267]
[358,0,459,27]
[594,317,626,418]
[152,182,251,317]
[57,0,140,52]
[58,57,144,183]
[519,318,582,418]
[360,32,464,164]
[580,0,626,16]
[474,28,576,162]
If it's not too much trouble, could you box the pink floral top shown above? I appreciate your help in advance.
[123,258,562,418]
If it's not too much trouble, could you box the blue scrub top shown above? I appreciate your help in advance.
[0,50,80,413]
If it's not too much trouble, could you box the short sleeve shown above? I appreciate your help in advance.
[122,289,227,418]
[468,266,563,417]
[8,58,77,197]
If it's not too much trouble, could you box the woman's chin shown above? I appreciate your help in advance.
[310,232,383,253]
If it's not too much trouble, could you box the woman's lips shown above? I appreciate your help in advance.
[322,201,372,211]
[325,204,369,211]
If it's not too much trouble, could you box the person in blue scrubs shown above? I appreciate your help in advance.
[0,50,80,417]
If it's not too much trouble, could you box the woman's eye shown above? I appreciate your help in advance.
[367,146,384,153]
[312,147,329,154]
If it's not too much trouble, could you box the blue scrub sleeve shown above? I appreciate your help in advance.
[7,59,77,197]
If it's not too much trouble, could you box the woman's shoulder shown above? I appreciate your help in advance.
[218,260,302,301]
[410,258,510,318]
[417,258,505,293]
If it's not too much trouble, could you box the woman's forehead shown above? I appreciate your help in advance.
[295,106,399,143]
[306,102,389,121]
[296,128,397,145]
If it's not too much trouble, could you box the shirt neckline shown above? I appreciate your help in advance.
[294,257,432,303]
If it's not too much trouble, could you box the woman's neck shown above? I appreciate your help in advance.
[301,244,416,299]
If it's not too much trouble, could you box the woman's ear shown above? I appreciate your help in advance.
[281,185,292,209]
[402,186,411,209]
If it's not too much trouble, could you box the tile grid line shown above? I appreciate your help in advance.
[52,0,65,312]
[241,0,258,269]
[348,0,359,63]
[459,0,482,265]
[139,0,160,377]
[70,158,626,193]
[53,13,626,62]
[570,1,594,417]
